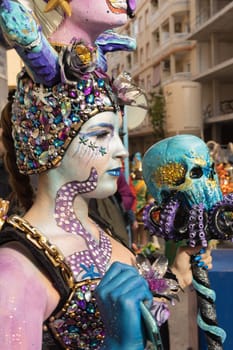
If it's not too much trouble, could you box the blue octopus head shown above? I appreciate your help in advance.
[142,135,223,211]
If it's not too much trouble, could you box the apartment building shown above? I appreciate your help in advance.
[189,0,233,145]
[107,0,233,156]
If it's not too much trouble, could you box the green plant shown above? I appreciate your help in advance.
[148,89,165,140]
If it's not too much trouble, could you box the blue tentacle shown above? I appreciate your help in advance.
[192,268,226,348]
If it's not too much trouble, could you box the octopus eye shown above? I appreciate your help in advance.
[190,166,203,179]
[175,177,185,186]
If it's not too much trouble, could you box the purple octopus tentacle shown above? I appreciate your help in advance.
[222,192,233,204]
[160,199,180,240]
[188,204,207,247]
[142,203,163,237]
[54,167,112,276]
[143,199,181,240]
[208,193,233,240]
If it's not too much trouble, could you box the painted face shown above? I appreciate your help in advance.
[59,111,128,198]
[70,0,129,31]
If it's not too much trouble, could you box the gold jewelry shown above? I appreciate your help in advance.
[0,199,9,229]
[7,215,74,288]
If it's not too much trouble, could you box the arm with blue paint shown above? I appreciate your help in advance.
[95,262,155,350]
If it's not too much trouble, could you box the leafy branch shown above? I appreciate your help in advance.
[148,89,165,140]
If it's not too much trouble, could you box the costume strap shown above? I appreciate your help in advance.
[0,215,74,315]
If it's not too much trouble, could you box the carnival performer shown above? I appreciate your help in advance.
[0,0,212,349]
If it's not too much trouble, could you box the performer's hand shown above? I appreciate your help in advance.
[95,261,153,350]
[170,246,212,289]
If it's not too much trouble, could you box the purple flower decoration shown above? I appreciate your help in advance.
[150,300,170,327]
[136,253,180,326]
[136,254,180,300]
[60,41,97,82]
[147,278,168,294]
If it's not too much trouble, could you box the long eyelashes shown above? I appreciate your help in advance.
[96,131,111,139]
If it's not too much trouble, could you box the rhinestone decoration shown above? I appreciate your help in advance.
[12,68,119,175]
[48,279,105,349]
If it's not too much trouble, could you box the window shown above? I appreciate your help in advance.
[162,60,170,71]
[140,79,145,89]
[146,42,150,60]
[126,54,132,69]
[152,29,160,49]
[140,48,144,64]
[147,75,152,91]
[145,9,149,27]
[139,16,143,32]
[151,0,158,7]
[132,20,138,36]
[175,22,182,33]
[134,49,138,64]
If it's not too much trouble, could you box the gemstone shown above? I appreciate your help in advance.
[39,151,49,165]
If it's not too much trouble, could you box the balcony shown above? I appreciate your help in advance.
[189,2,233,41]
[193,57,233,83]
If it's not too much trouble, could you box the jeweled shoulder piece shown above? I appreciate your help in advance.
[46,278,104,350]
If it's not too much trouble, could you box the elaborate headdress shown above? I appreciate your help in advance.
[0,0,146,174]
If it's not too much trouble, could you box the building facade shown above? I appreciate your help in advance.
[189,0,233,145]
[107,0,233,156]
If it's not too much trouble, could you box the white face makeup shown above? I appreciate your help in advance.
[59,111,128,198]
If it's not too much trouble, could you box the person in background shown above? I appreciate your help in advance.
[116,168,137,240]
[131,152,160,249]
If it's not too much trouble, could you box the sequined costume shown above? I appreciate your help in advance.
[0,215,111,349]
[0,212,180,350]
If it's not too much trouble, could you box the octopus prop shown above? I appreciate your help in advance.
[142,135,233,350]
